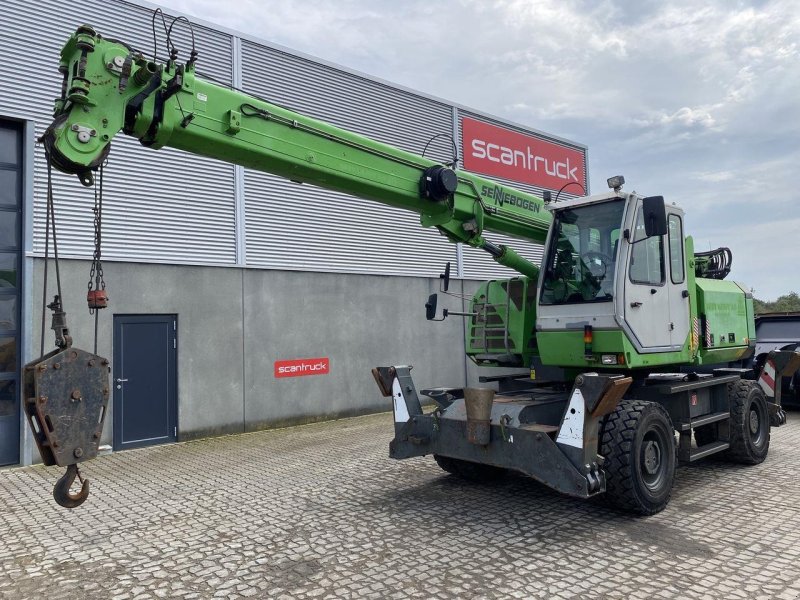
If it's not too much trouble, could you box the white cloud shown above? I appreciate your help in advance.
[693,170,734,183]
[632,106,718,135]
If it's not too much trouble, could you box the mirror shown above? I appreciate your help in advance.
[425,293,438,320]
[642,196,668,237]
[440,262,451,292]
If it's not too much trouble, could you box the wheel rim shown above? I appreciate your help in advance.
[748,399,768,449]
[640,428,669,492]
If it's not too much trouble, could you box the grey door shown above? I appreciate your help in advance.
[0,120,22,466]
[113,315,177,451]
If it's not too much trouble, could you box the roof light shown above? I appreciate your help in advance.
[607,175,625,191]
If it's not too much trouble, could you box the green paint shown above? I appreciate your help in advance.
[537,330,691,370]
[695,278,752,363]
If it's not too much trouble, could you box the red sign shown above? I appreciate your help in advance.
[274,357,330,378]
[462,117,586,191]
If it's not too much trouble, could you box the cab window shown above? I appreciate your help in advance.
[668,214,685,284]
[629,208,664,285]
[540,199,625,305]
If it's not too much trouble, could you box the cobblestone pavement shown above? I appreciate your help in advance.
[2,411,800,600]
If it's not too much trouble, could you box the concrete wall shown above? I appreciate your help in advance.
[28,258,515,459]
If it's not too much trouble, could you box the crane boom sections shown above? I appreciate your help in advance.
[44,26,552,277]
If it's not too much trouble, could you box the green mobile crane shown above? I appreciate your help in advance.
[28,23,800,514]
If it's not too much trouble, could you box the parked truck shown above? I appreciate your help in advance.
[26,21,800,513]
[752,312,800,406]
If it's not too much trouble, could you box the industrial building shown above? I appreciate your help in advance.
[0,0,587,467]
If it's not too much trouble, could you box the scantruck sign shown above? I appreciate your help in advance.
[274,357,330,378]
[462,117,586,191]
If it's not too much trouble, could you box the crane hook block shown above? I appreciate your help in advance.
[87,289,109,309]
[23,346,109,476]
[420,165,457,201]
[53,464,90,509]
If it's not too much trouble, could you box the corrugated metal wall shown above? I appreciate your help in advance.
[0,0,587,280]
[240,41,457,276]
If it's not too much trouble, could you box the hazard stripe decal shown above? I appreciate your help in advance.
[758,359,777,397]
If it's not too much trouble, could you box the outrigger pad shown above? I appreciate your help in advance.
[577,374,632,418]
[372,367,396,398]
[24,347,110,467]
[773,350,800,379]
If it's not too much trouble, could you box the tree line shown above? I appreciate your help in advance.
[752,292,800,314]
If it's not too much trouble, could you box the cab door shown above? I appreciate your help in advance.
[666,212,690,348]
[623,204,672,349]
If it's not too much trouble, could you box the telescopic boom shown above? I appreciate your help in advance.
[45,26,552,278]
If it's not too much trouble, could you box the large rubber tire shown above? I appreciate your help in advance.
[600,400,676,515]
[726,380,770,464]
[433,455,506,483]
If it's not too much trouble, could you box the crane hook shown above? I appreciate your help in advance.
[53,464,90,509]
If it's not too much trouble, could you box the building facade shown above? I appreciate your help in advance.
[0,0,588,466]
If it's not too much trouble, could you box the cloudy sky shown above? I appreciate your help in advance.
[154,0,799,300]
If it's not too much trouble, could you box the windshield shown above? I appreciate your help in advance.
[540,199,625,305]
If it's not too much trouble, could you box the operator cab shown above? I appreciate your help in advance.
[537,177,690,361]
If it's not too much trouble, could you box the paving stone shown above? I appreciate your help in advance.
[1,412,800,599]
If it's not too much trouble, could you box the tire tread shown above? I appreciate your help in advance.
[599,399,675,515]
[726,380,770,464]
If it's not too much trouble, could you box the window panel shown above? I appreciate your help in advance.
[0,379,16,417]
[0,252,16,289]
[540,199,625,305]
[0,337,14,373]
[0,296,16,330]
[630,209,664,285]
[0,211,18,248]
[0,170,18,207]
[668,214,685,284]
[0,127,19,165]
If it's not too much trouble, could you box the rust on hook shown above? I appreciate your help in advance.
[53,464,90,509]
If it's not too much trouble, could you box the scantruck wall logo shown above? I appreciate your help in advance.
[462,117,586,191]
[274,357,330,378]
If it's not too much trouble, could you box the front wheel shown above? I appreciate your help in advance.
[600,400,676,515]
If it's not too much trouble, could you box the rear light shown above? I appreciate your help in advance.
[584,325,593,358]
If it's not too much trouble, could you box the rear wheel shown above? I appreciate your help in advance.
[433,455,506,482]
[600,400,676,515]
[727,380,770,464]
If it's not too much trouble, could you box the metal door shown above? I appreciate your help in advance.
[623,204,672,349]
[0,120,22,466]
[666,212,691,347]
[113,315,177,451]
